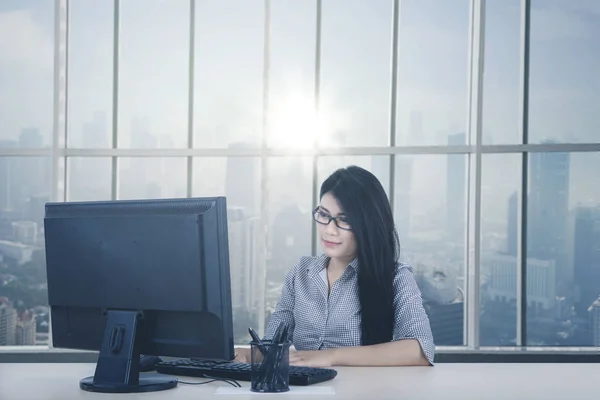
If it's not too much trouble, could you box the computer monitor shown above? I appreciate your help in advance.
[43,197,234,393]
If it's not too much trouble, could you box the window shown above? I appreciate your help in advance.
[0,157,52,346]
[480,154,522,346]
[320,0,394,147]
[526,152,600,346]
[529,0,600,144]
[119,0,189,148]
[268,1,316,149]
[67,157,112,201]
[0,0,54,147]
[1,1,599,355]
[266,158,312,336]
[67,0,113,148]
[118,158,187,200]
[396,0,470,146]
[193,156,263,343]
[482,0,521,144]
[194,0,264,149]
[394,155,467,346]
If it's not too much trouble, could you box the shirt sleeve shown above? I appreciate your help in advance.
[392,264,436,365]
[263,262,297,342]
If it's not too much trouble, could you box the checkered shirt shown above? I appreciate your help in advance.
[264,254,435,365]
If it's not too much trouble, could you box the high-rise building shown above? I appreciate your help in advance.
[408,110,423,145]
[587,297,600,346]
[19,128,44,148]
[227,207,265,342]
[425,301,464,346]
[415,269,464,346]
[225,142,258,217]
[485,254,556,310]
[506,191,518,256]
[12,221,37,245]
[228,207,253,310]
[394,157,412,244]
[0,140,17,212]
[14,129,47,218]
[0,298,17,346]
[82,111,109,148]
[573,206,600,315]
[446,133,466,242]
[528,150,570,286]
[15,310,36,345]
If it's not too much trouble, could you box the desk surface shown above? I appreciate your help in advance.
[0,363,596,399]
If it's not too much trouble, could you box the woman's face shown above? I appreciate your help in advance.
[316,192,357,262]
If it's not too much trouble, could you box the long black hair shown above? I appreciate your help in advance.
[320,165,400,346]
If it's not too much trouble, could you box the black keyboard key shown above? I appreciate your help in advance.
[154,359,337,386]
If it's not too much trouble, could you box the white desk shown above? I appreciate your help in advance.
[0,363,596,399]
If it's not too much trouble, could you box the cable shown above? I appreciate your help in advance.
[177,375,241,388]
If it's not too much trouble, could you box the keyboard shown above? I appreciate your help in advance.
[155,358,338,386]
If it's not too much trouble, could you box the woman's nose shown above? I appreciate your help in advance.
[324,219,339,234]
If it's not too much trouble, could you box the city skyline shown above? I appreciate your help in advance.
[1,0,599,349]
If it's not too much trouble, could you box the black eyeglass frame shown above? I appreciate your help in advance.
[312,207,352,231]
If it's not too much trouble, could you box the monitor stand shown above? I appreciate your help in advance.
[80,310,177,393]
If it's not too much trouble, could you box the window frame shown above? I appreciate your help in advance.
[2,0,600,360]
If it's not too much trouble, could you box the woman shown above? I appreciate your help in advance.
[235,166,435,367]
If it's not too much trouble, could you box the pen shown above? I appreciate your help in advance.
[248,327,267,356]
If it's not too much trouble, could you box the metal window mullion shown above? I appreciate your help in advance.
[517,0,532,347]
[12,142,596,159]
[463,0,476,348]
[257,0,271,335]
[466,0,486,350]
[62,0,70,203]
[388,0,400,212]
[310,0,322,257]
[186,0,196,198]
[52,0,65,204]
[110,0,120,201]
[49,0,68,350]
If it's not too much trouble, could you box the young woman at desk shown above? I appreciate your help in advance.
[234,166,435,368]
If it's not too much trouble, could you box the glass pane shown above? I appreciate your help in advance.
[265,157,312,336]
[194,1,263,148]
[529,1,600,143]
[57,157,65,202]
[479,154,521,346]
[0,157,52,347]
[527,152,600,346]
[119,0,188,148]
[0,1,54,147]
[67,157,112,201]
[117,157,186,200]
[396,0,470,146]
[267,1,316,149]
[482,0,521,145]
[193,157,262,344]
[319,0,392,147]
[317,156,391,199]
[394,155,467,346]
[67,1,113,148]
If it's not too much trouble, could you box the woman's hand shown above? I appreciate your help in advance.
[233,347,251,363]
[289,350,335,368]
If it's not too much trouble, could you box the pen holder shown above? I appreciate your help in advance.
[250,340,291,393]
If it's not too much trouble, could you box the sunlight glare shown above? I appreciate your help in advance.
[269,91,325,149]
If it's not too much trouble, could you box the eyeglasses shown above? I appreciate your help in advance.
[312,207,352,231]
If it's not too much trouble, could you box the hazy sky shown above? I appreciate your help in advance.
[0,0,599,217]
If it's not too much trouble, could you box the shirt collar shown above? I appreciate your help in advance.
[308,254,359,278]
